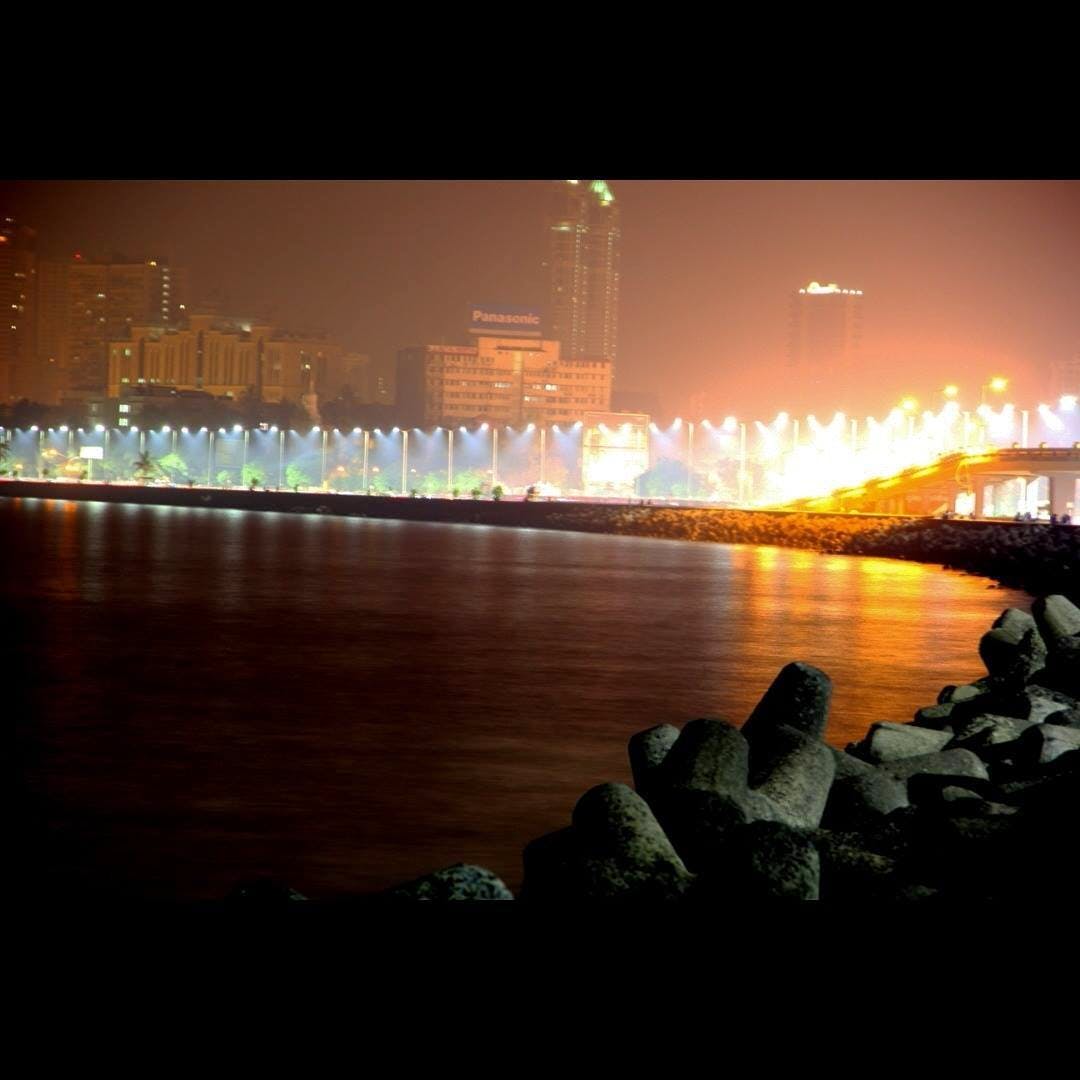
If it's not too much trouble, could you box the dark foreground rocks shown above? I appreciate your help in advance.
[231,595,1080,902]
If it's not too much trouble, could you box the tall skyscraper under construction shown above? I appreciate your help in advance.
[546,180,620,371]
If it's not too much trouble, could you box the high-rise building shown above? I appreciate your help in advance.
[396,337,612,428]
[787,280,864,409]
[35,253,189,401]
[72,255,189,396]
[0,218,38,403]
[546,180,620,370]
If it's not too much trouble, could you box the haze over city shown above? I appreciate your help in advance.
[6,178,1079,908]
[4,179,1077,420]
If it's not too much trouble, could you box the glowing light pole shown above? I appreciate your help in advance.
[207,429,215,485]
[738,422,747,506]
[362,430,370,490]
[278,428,285,488]
[401,429,409,493]
[687,421,695,499]
[242,429,250,479]
[539,425,546,485]
[447,428,454,491]
[492,426,499,488]
[320,428,328,487]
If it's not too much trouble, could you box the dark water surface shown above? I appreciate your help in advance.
[7,497,1028,899]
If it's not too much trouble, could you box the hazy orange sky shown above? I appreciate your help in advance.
[4,179,1077,420]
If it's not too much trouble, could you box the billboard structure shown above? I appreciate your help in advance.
[467,305,543,339]
[581,411,649,497]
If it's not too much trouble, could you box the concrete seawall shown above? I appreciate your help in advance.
[3,480,1076,600]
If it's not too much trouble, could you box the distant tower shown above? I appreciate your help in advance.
[787,280,864,410]
[546,180,620,370]
[0,217,38,402]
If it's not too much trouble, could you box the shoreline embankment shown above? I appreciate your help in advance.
[3,479,1076,601]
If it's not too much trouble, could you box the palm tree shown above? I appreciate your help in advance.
[133,452,156,483]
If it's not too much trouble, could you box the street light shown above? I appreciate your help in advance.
[687,421,695,499]
[981,376,1008,405]
[738,422,747,505]
[447,427,454,492]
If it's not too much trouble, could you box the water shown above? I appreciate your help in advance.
[7,497,1029,900]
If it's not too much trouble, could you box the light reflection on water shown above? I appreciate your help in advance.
[8,498,1029,899]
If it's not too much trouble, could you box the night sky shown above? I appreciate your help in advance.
[4,179,1077,418]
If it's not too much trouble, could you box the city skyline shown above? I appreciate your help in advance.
[2,180,1078,420]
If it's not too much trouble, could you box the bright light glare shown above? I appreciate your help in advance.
[943,385,959,398]
[990,377,1008,393]
[1061,395,1077,412]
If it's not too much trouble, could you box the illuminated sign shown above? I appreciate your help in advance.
[468,305,543,338]
[79,446,104,460]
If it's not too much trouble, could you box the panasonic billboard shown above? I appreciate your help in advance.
[468,304,543,338]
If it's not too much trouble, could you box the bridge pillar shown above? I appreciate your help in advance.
[1049,473,1079,517]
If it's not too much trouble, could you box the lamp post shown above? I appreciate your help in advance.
[686,421,695,499]
[321,428,328,488]
[278,428,285,488]
[738,422,747,506]
[401,429,409,494]
[492,426,499,488]
[207,429,215,485]
[362,430,369,491]
[539,425,546,486]
[242,429,249,482]
[447,427,454,492]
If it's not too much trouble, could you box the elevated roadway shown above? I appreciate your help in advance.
[774,447,1080,517]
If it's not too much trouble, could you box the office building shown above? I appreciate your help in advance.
[787,280,864,409]
[546,180,620,369]
[397,336,612,428]
[106,314,344,405]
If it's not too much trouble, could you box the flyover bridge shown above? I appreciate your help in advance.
[774,447,1080,518]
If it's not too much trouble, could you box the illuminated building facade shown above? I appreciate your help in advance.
[581,411,650,497]
[27,253,190,401]
[106,314,344,405]
[787,280,864,409]
[547,180,620,370]
[397,337,613,427]
[0,218,37,403]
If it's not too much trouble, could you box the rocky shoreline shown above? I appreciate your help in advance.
[2,480,1077,600]
[230,594,1079,904]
